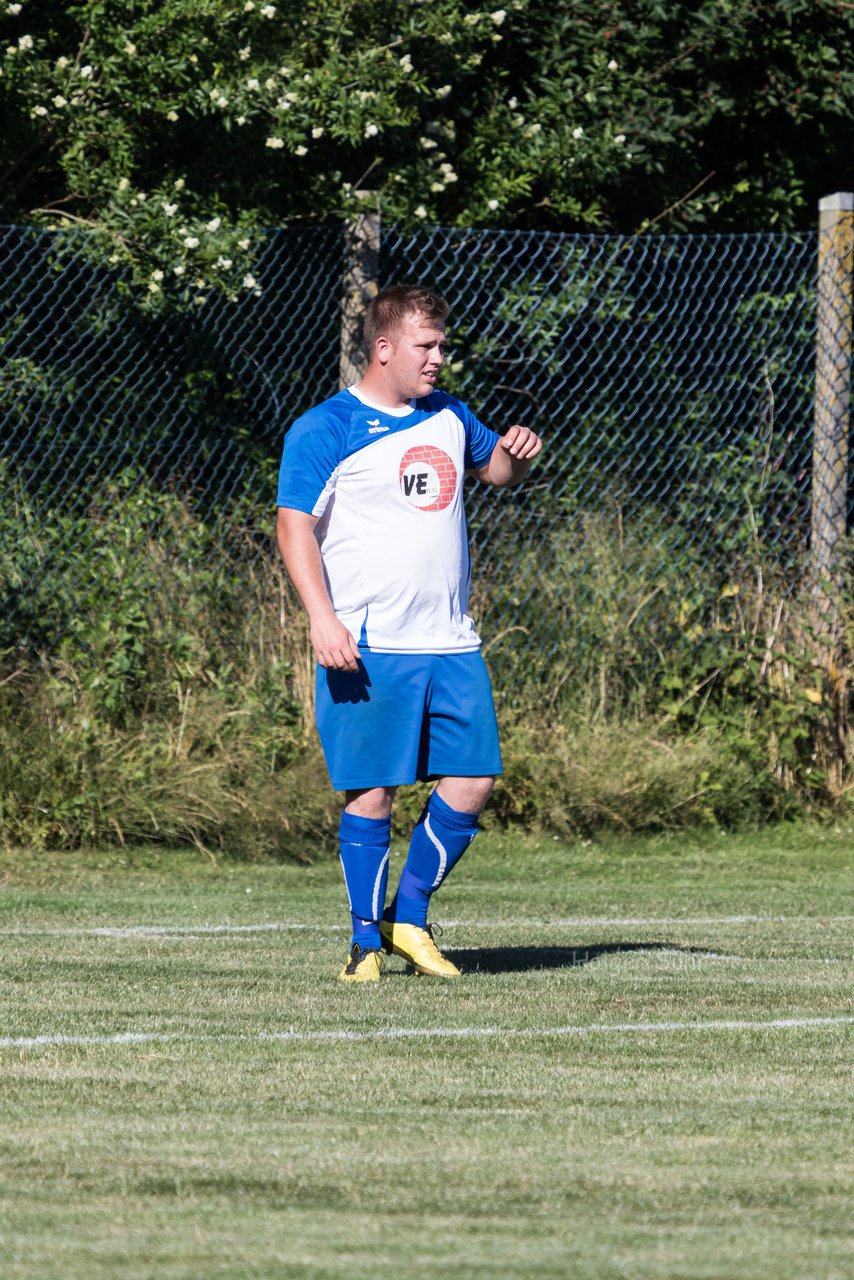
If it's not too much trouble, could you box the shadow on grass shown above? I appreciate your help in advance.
[440,941,720,974]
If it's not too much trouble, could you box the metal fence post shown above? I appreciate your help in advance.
[339,195,380,389]
[811,192,854,599]
[810,192,854,790]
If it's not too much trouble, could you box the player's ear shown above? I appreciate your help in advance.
[374,334,393,365]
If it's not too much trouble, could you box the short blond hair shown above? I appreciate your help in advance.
[363,285,449,360]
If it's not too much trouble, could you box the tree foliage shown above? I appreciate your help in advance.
[1,0,852,297]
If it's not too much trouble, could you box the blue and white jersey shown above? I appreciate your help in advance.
[277,386,499,654]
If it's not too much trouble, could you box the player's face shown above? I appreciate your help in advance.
[386,313,445,402]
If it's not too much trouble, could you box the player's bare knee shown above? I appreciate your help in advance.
[437,775,495,814]
[344,786,396,820]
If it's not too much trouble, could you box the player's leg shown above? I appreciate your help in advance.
[381,653,502,977]
[384,777,493,929]
[314,654,431,981]
[336,786,395,980]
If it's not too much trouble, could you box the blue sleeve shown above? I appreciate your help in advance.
[454,397,500,470]
[277,404,348,513]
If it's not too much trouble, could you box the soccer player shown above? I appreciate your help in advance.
[276,284,542,981]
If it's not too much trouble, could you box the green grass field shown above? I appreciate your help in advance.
[1,828,852,1279]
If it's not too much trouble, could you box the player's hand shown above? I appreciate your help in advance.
[499,425,542,460]
[310,616,362,671]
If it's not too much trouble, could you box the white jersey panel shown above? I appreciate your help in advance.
[316,408,478,653]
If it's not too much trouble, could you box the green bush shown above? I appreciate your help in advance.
[0,472,848,856]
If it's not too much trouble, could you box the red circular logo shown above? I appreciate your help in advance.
[398,445,458,512]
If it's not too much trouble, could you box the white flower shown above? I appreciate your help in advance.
[572,126,584,139]
[246,78,260,91]
[215,95,228,108]
[507,96,517,109]
[491,9,507,23]
[152,269,164,282]
[79,64,93,78]
[166,110,178,122]
[184,236,200,248]
[18,34,33,49]
[239,46,251,61]
[56,56,69,68]
[429,182,444,193]
[148,281,161,293]
[264,77,276,90]
[614,133,626,144]
[607,59,618,72]
[364,122,379,137]
[419,136,437,150]
[244,1,255,9]
[414,205,427,219]
[32,104,48,116]
[399,53,413,72]
[295,144,307,156]
[265,136,284,149]
[487,198,499,211]
[118,177,130,191]
[243,273,257,288]
[205,216,221,231]
[238,238,250,249]
[260,3,276,15]
[52,94,67,107]
[8,4,22,14]
[125,42,137,56]
[162,202,178,216]
[311,126,323,138]
[464,13,480,23]
[435,84,451,99]
[174,178,185,190]
[527,122,542,135]
[216,256,233,268]
[236,115,246,125]
[173,264,185,276]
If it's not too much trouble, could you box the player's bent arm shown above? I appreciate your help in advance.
[474,425,543,487]
[276,507,361,672]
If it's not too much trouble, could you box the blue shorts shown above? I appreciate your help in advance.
[315,650,503,791]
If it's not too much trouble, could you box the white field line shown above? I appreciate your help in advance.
[5,914,854,938]
[1,1016,853,1051]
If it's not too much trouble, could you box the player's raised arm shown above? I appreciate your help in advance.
[276,507,361,672]
[474,425,543,487]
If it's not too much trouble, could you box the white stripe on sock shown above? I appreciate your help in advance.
[424,814,448,889]
[372,849,390,921]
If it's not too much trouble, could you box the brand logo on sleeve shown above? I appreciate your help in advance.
[398,444,458,511]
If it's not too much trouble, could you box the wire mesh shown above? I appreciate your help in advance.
[1,220,849,702]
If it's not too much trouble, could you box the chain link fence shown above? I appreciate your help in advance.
[2,209,851,699]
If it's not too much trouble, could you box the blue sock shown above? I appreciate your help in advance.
[385,792,480,928]
[338,810,391,951]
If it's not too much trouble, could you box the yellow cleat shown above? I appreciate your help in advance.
[338,944,383,983]
[379,920,461,978]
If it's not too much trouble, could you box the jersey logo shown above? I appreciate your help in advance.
[399,444,458,512]
[368,421,389,433]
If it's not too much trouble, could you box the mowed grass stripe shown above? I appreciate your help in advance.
[6,912,854,937]
[2,1014,853,1051]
